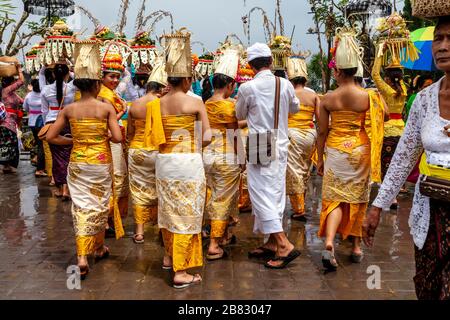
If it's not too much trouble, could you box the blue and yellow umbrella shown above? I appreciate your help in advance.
[402,27,437,71]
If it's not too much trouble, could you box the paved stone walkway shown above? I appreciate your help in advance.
[0,161,417,300]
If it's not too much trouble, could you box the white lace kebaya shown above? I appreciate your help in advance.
[373,77,450,250]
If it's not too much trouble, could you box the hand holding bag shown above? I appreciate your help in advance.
[246,76,281,166]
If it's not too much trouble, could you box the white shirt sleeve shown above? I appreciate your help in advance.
[41,87,49,119]
[23,94,30,112]
[287,81,300,114]
[235,85,250,120]
[372,94,425,208]
[38,67,47,91]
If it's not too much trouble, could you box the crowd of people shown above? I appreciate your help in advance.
[0,11,448,300]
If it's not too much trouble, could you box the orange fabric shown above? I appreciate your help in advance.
[159,114,198,154]
[143,99,166,150]
[210,220,228,238]
[76,232,105,256]
[318,201,368,240]
[327,111,369,154]
[133,204,158,225]
[289,194,305,215]
[288,104,315,129]
[160,228,203,272]
[69,119,112,165]
[205,99,237,154]
[98,85,126,114]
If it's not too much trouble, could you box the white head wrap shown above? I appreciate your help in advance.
[247,43,272,62]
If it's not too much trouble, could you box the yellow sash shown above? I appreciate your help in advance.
[419,153,450,181]
[143,98,166,150]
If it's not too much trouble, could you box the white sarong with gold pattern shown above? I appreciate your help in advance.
[67,119,116,256]
[128,119,158,225]
[286,104,317,214]
[156,113,205,272]
[204,100,241,238]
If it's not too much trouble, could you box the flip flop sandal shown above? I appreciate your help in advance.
[350,252,364,264]
[133,234,145,244]
[62,195,71,202]
[95,247,110,262]
[291,214,307,222]
[228,217,239,227]
[321,249,338,270]
[173,274,202,289]
[79,265,89,280]
[248,247,276,259]
[162,264,173,270]
[35,172,48,177]
[264,249,301,269]
[220,235,237,246]
[206,250,228,261]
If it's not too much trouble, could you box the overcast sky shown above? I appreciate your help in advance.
[9,0,320,55]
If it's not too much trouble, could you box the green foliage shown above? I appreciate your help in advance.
[307,53,328,92]
[27,16,66,37]
[0,0,15,16]
[0,0,15,24]
[402,0,435,31]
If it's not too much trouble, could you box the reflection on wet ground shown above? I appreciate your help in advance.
[0,162,417,300]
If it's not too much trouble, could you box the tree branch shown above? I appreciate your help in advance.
[6,11,29,54]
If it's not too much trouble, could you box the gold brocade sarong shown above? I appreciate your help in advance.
[157,112,205,271]
[110,141,129,218]
[97,84,129,219]
[238,127,251,211]
[204,100,240,238]
[43,140,52,177]
[129,120,159,225]
[286,105,317,214]
[318,111,371,240]
[67,119,119,255]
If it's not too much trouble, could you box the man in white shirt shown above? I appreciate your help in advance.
[235,43,301,269]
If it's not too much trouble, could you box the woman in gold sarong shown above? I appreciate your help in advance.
[46,77,123,279]
[155,29,211,288]
[286,56,320,221]
[203,71,241,260]
[128,63,167,244]
[317,29,384,270]
[372,44,408,208]
[97,52,129,236]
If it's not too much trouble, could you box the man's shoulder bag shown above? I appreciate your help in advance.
[246,76,281,166]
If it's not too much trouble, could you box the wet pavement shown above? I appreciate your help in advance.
[0,161,417,300]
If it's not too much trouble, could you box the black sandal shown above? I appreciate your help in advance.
[79,265,89,280]
[95,247,110,261]
[206,249,228,261]
[248,246,276,259]
[264,249,301,269]
[220,234,237,246]
[291,213,307,222]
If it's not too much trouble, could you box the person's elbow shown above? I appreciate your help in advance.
[110,132,123,144]
[46,135,57,144]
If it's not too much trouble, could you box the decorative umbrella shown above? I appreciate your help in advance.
[345,0,392,17]
[24,0,75,26]
[402,27,437,71]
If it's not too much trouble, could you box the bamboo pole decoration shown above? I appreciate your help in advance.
[116,0,131,34]
[76,5,100,29]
